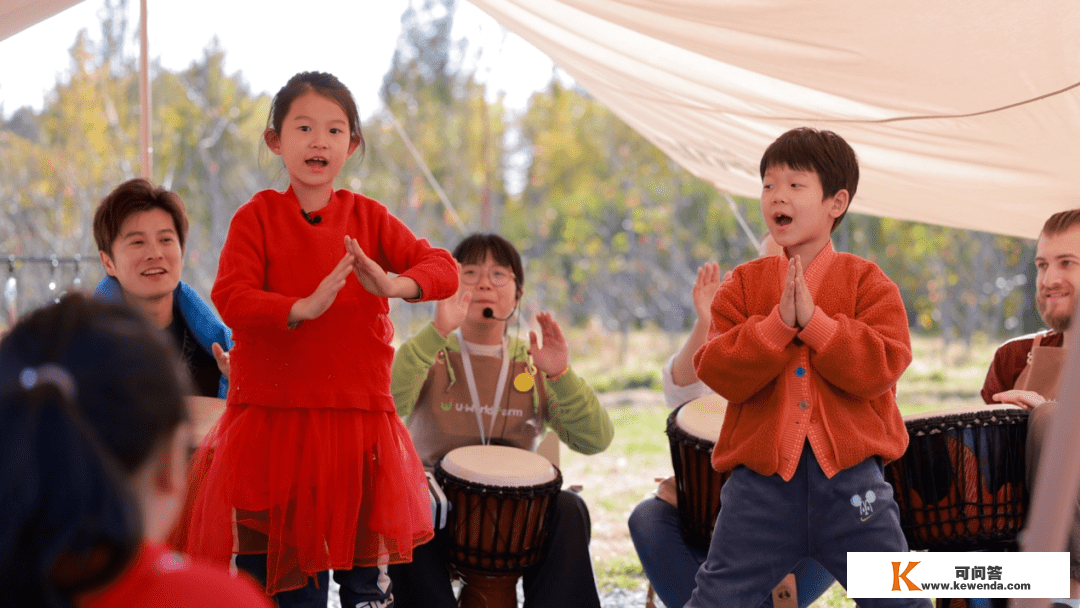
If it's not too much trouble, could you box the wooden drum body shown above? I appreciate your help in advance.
[884,405,1028,551]
[666,394,729,550]
[434,445,562,608]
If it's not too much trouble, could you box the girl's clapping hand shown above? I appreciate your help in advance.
[345,236,420,300]
[288,252,355,326]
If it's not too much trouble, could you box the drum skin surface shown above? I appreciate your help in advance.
[885,405,1028,551]
[440,445,557,487]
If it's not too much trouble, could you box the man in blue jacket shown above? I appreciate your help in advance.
[93,178,231,399]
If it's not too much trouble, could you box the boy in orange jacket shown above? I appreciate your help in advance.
[688,127,928,608]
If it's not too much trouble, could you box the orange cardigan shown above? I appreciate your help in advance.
[693,248,911,478]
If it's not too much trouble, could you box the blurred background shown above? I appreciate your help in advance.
[0,0,1039,360]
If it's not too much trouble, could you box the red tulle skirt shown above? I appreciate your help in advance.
[177,403,433,595]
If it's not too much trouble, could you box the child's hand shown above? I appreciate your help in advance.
[793,255,815,328]
[345,236,420,300]
[433,266,471,337]
[212,342,230,380]
[289,252,354,325]
[529,311,569,379]
[692,262,722,325]
[779,258,797,328]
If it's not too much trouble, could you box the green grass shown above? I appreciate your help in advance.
[565,329,1003,606]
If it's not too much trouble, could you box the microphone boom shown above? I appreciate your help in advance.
[482,307,515,321]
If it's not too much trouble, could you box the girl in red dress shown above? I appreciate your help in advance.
[183,71,457,607]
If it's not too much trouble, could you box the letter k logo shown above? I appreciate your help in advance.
[891,561,920,591]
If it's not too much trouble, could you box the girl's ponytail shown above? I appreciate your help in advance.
[0,363,140,607]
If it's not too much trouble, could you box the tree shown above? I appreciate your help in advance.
[0,2,270,317]
[367,0,512,334]
[510,81,757,352]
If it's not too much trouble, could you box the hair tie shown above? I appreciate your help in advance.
[19,363,77,404]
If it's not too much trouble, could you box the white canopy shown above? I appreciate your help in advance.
[1,0,83,42]
[471,0,1080,239]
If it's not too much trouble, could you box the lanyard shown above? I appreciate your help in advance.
[456,331,511,445]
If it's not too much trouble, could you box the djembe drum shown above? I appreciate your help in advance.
[885,405,1029,551]
[435,445,562,608]
[666,394,729,550]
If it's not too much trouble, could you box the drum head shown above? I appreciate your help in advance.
[675,394,727,441]
[903,404,1022,423]
[440,445,557,487]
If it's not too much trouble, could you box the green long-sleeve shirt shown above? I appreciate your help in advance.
[392,322,613,467]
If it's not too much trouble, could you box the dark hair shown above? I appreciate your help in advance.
[0,293,191,606]
[452,233,525,299]
[265,71,365,161]
[1041,209,1080,238]
[93,178,189,255]
[759,127,859,231]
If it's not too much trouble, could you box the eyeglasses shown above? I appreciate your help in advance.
[460,266,515,287]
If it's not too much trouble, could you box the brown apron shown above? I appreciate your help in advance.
[407,347,547,468]
[1014,332,1065,400]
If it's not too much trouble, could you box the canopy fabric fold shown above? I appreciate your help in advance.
[1,0,84,42]
[471,0,1080,238]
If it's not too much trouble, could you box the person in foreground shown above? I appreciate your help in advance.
[93,177,231,399]
[982,208,1080,599]
[389,233,614,608]
[0,293,271,608]
[181,71,458,607]
[687,127,928,608]
[628,236,835,608]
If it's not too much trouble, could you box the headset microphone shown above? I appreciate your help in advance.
[482,307,515,321]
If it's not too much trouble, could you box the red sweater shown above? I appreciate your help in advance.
[213,188,458,411]
[694,246,911,478]
[80,542,271,608]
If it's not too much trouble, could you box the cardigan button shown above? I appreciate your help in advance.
[798,399,809,410]
[795,367,806,377]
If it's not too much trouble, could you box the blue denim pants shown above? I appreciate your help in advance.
[628,496,835,608]
[684,444,932,608]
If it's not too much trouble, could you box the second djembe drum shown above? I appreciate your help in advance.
[666,394,729,550]
[885,405,1028,551]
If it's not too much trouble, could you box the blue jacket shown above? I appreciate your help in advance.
[95,276,232,399]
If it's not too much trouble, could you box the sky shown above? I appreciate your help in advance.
[0,0,564,120]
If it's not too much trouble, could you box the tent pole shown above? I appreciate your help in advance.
[138,0,150,178]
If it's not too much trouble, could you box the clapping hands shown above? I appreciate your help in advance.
[778,255,815,329]
[287,237,422,327]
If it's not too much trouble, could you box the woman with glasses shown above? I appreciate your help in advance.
[389,233,614,608]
